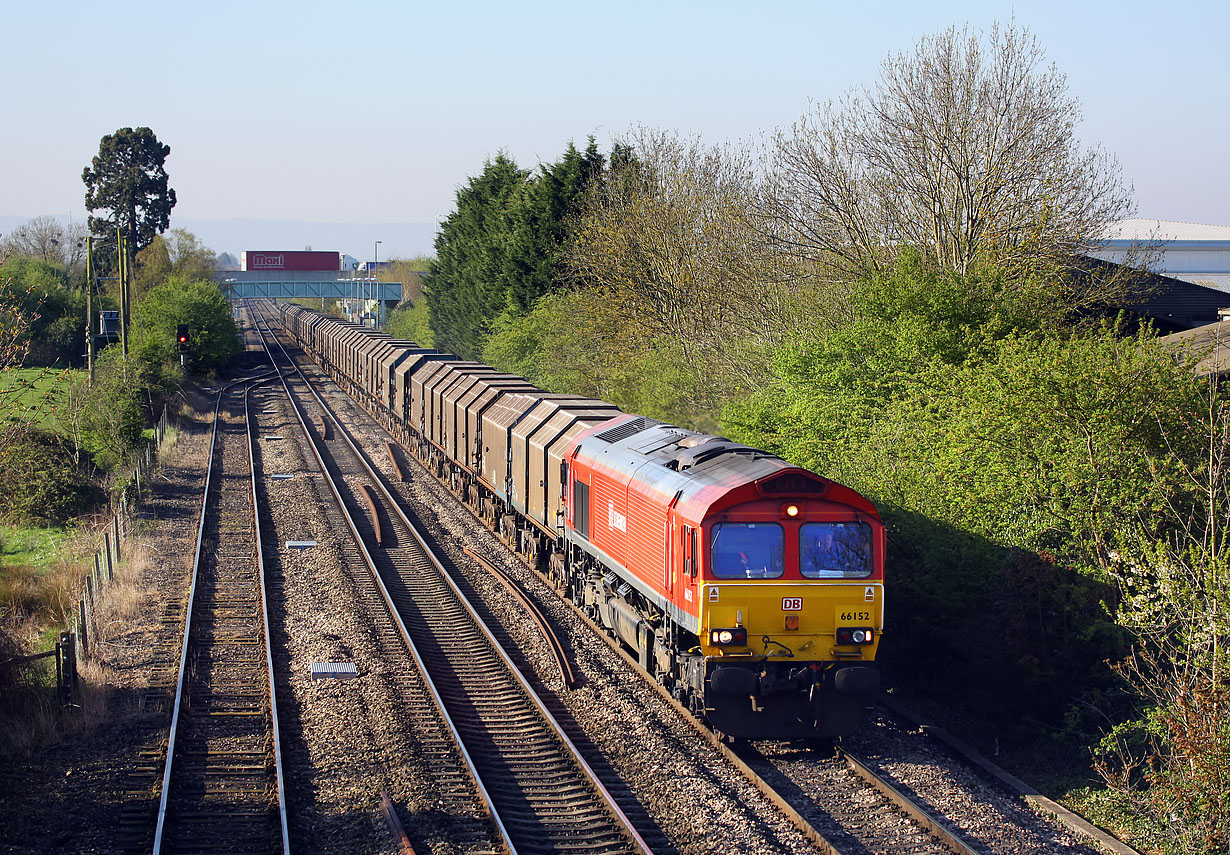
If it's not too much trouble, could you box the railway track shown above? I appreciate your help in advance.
[252,300,1123,855]
[251,307,653,855]
[153,375,289,854]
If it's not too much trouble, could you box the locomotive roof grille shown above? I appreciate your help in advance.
[594,416,659,444]
[759,471,826,495]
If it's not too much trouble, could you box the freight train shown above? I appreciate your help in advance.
[275,301,884,740]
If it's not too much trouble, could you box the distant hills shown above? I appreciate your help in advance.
[170,218,439,262]
[0,215,438,263]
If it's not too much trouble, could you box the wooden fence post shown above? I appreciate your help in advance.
[103,532,114,580]
[84,576,95,642]
[77,599,88,659]
[57,632,78,707]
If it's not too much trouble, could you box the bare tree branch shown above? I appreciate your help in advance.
[762,21,1136,304]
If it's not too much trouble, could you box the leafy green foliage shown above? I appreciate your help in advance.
[426,153,528,358]
[504,139,606,312]
[0,257,91,367]
[481,288,710,429]
[0,429,103,525]
[1084,393,1230,855]
[82,126,177,261]
[132,276,241,374]
[723,254,1203,739]
[426,141,610,359]
[384,298,433,347]
[77,346,158,469]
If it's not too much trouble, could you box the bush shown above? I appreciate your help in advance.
[0,429,104,525]
[131,276,241,374]
[722,257,1205,746]
[385,299,434,348]
[79,347,157,469]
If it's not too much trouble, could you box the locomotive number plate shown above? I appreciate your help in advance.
[836,607,873,623]
[782,597,803,611]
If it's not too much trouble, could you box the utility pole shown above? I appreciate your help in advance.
[116,226,128,359]
[85,237,95,382]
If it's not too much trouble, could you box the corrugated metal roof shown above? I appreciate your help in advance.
[1169,272,1230,293]
[1101,219,1230,242]
[1160,321,1230,376]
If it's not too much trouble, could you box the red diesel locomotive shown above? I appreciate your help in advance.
[276,302,883,740]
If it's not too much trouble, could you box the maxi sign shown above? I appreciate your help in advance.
[241,250,341,272]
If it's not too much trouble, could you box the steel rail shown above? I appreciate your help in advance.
[254,305,653,855]
[152,370,285,855]
[248,311,517,855]
[247,377,292,854]
[875,694,1145,855]
[838,747,981,855]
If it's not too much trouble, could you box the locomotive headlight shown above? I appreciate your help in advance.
[782,503,800,519]
[836,627,874,645]
[710,627,748,646]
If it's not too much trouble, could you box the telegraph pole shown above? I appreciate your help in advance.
[85,237,95,382]
[116,226,131,360]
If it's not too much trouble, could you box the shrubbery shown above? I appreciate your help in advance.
[0,430,104,525]
[721,256,1209,747]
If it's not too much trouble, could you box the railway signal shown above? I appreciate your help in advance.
[177,324,190,352]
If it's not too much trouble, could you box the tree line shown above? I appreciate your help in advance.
[400,22,1224,854]
[0,126,240,528]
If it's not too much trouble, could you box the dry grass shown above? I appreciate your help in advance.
[0,533,161,761]
[90,542,154,638]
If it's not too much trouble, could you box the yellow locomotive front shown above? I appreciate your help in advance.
[694,504,884,739]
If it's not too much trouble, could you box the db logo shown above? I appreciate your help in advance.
[782,597,802,611]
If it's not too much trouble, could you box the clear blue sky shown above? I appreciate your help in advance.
[5,0,1227,260]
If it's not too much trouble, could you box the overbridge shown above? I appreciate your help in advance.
[214,270,402,303]
[214,270,403,326]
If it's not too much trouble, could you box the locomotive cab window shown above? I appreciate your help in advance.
[710,523,784,579]
[800,522,873,578]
